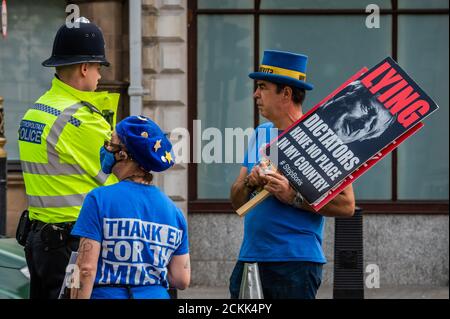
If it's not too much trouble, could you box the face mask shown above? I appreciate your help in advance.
[100,146,117,174]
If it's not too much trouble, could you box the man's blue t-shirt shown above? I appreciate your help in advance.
[72,180,189,299]
[239,122,326,263]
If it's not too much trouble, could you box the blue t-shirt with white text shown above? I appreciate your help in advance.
[72,180,189,299]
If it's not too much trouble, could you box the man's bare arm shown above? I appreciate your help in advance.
[230,167,252,210]
[303,184,356,217]
[231,164,270,210]
[264,171,355,217]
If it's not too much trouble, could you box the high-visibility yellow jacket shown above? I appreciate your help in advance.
[18,77,119,223]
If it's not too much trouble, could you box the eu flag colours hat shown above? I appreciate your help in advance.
[249,50,314,90]
[116,116,175,172]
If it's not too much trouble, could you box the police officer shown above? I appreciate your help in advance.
[18,18,119,299]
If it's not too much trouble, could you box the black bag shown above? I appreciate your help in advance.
[16,210,32,246]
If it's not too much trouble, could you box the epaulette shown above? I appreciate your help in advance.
[81,101,103,116]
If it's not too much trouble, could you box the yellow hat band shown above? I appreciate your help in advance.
[259,64,307,81]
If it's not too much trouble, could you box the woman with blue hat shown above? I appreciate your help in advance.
[70,116,190,299]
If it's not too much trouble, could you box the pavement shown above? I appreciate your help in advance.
[178,285,449,299]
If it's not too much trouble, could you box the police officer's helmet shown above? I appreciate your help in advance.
[42,17,110,67]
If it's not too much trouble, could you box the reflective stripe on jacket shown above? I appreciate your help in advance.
[18,77,119,223]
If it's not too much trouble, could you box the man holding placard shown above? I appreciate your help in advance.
[229,50,355,299]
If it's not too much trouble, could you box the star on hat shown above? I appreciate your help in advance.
[165,151,173,164]
[154,139,162,152]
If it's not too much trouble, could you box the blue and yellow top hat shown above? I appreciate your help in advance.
[116,116,175,172]
[249,50,314,91]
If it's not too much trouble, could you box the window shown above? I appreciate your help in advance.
[0,0,66,161]
[397,15,449,200]
[196,15,254,199]
[188,0,449,213]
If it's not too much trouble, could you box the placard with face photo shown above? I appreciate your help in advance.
[263,57,439,210]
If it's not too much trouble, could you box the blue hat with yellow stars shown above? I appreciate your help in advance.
[116,116,175,172]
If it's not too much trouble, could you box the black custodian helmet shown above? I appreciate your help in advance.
[42,17,110,67]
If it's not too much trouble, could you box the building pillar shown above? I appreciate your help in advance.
[142,0,188,215]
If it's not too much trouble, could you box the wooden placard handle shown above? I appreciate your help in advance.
[236,189,271,217]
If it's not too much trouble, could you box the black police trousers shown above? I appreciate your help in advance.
[24,223,79,299]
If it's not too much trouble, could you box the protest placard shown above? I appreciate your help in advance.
[237,57,438,216]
